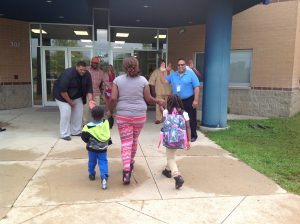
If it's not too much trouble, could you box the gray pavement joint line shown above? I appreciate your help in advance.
[8,138,60,210]
[2,113,23,123]
[138,141,163,200]
[117,201,168,224]
[17,205,60,224]
[220,196,246,224]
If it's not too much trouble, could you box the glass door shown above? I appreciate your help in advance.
[111,51,133,76]
[68,48,92,67]
[41,47,92,106]
[133,51,158,80]
[42,47,67,106]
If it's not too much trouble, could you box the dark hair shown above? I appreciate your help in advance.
[166,94,184,114]
[91,106,104,120]
[177,58,185,63]
[76,61,87,67]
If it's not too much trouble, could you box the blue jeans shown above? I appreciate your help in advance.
[88,151,108,180]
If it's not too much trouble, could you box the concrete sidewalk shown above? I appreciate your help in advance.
[0,107,299,224]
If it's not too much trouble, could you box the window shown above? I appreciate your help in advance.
[195,49,252,87]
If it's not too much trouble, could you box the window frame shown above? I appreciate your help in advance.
[195,49,253,88]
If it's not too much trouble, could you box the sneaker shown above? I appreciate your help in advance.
[101,179,107,190]
[162,169,172,178]
[191,137,197,142]
[62,136,71,141]
[123,170,131,185]
[89,174,95,181]
[174,175,184,189]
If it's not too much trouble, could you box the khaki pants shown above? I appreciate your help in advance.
[166,148,180,177]
[156,95,169,121]
[83,95,100,123]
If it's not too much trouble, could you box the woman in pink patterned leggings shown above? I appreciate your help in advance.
[108,56,165,185]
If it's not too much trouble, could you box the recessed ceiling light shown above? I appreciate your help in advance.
[136,19,141,22]
[115,41,125,44]
[58,16,64,19]
[116,33,129,37]
[80,39,92,43]
[74,31,88,35]
[46,0,52,3]
[154,35,166,39]
[31,29,47,34]
[114,46,123,49]
[143,5,150,8]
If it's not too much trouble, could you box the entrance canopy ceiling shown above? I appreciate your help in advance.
[0,0,265,27]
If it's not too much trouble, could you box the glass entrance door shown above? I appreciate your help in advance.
[42,47,92,106]
[112,51,132,75]
[42,48,67,106]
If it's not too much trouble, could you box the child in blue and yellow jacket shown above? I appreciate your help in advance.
[81,106,113,190]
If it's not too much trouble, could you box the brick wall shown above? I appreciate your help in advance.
[0,18,32,109]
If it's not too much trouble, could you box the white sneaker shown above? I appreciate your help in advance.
[101,179,107,190]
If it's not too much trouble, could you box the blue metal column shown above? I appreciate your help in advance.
[202,0,233,128]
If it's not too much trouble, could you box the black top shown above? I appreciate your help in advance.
[53,67,93,104]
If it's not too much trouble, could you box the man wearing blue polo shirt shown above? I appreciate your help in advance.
[160,58,200,142]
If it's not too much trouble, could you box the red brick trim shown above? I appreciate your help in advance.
[251,87,298,91]
[1,82,31,85]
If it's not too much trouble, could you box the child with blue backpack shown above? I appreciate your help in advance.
[159,94,191,189]
[81,106,113,190]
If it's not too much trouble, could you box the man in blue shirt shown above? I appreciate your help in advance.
[160,58,200,142]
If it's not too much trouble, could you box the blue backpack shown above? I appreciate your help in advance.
[162,108,187,149]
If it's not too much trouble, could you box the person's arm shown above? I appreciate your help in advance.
[61,92,75,108]
[81,131,91,143]
[159,70,169,84]
[86,73,96,109]
[144,85,165,107]
[87,93,96,109]
[149,85,156,98]
[108,83,118,116]
[103,73,110,89]
[185,120,191,149]
[191,67,202,79]
[189,60,202,79]
[192,87,200,109]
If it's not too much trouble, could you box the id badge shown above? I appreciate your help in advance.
[176,85,181,93]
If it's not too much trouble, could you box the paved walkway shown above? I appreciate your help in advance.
[0,107,299,224]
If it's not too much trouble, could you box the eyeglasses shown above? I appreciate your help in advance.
[177,64,186,67]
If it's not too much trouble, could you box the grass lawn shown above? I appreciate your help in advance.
[204,113,300,195]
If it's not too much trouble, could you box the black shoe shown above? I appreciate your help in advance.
[174,175,184,189]
[130,162,135,172]
[123,170,131,185]
[162,169,172,178]
[191,137,197,142]
[62,136,71,141]
[89,174,95,181]
[71,133,81,136]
